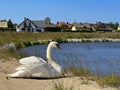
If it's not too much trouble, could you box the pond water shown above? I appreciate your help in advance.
[17,42,120,76]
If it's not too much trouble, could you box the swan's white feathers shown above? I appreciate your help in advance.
[29,63,62,78]
[12,61,62,78]
[19,56,47,65]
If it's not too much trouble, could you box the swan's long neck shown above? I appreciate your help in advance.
[46,44,53,64]
[46,42,59,66]
[46,42,62,74]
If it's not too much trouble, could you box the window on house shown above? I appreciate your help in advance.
[29,23,31,28]
[24,22,26,28]
[27,28,30,32]
[32,28,34,32]
[22,28,25,31]
[36,29,41,32]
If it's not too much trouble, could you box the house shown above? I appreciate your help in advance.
[71,26,76,31]
[72,22,82,31]
[0,20,8,29]
[72,22,93,31]
[56,22,72,31]
[72,22,113,32]
[117,25,120,31]
[94,22,113,32]
[16,18,56,32]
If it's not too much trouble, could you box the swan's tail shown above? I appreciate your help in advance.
[7,70,30,78]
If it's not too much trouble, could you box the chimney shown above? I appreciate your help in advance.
[24,17,27,21]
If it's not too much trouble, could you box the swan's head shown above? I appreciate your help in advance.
[49,41,61,49]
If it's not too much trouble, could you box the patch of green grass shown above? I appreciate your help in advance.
[41,40,50,44]
[0,32,120,45]
[52,80,74,90]
[0,48,20,60]
[64,63,120,87]
[32,41,41,45]
[81,39,91,42]
[97,75,120,87]
[15,42,26,49]
[53,82,64,90]
[68,64,91,77]
[81,80,89,84]
[63,63,92,85]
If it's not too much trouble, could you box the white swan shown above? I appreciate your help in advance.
[7,41,63,78]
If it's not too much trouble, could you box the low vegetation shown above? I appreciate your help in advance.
[97,75,120,87]
[0,32,120,45]
[52,64,120,90]
[62,65,120,88]
[52,81,74,90]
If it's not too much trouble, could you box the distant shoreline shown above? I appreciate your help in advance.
[1,32,120,50]
[1,38,120,50]
[66,38,120,42]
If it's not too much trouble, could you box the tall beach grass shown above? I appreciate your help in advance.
[0,32,120,45]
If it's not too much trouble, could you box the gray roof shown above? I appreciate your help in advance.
[72,22,91,28]
[17,18,56,28]
[32,20,56,28]
[32,20,46,28]
[72,22,83,28]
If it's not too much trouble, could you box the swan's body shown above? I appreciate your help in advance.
[7,41,63,78]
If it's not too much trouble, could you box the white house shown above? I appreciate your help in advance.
[117,25,120,31]
[0,20,8,28]
[17,18,55,32]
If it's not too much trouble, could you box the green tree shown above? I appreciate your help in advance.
[8,19,14,28]
[115,22,119,30]
[108,22,119,30]
[44,17,51,24]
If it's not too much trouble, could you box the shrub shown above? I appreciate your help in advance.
[55,38,63,43]
[41,40,49,44]
[15,42,25,49]
[23,41,32,47]
[45,27,61,32]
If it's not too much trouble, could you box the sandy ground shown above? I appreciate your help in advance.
[0,60,119,90]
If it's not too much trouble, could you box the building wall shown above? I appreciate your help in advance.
[0,20,8,28]
[71,26,77,31]
[118,25,120,30]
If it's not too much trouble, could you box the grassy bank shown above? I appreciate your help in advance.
[0,32,120,45]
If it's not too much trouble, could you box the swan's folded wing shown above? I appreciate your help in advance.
[19,56,47,65]
[28,63,62,78]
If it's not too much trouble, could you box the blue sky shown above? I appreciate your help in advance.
[0,0,120,24]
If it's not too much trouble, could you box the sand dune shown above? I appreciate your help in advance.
[0,60,119,90]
